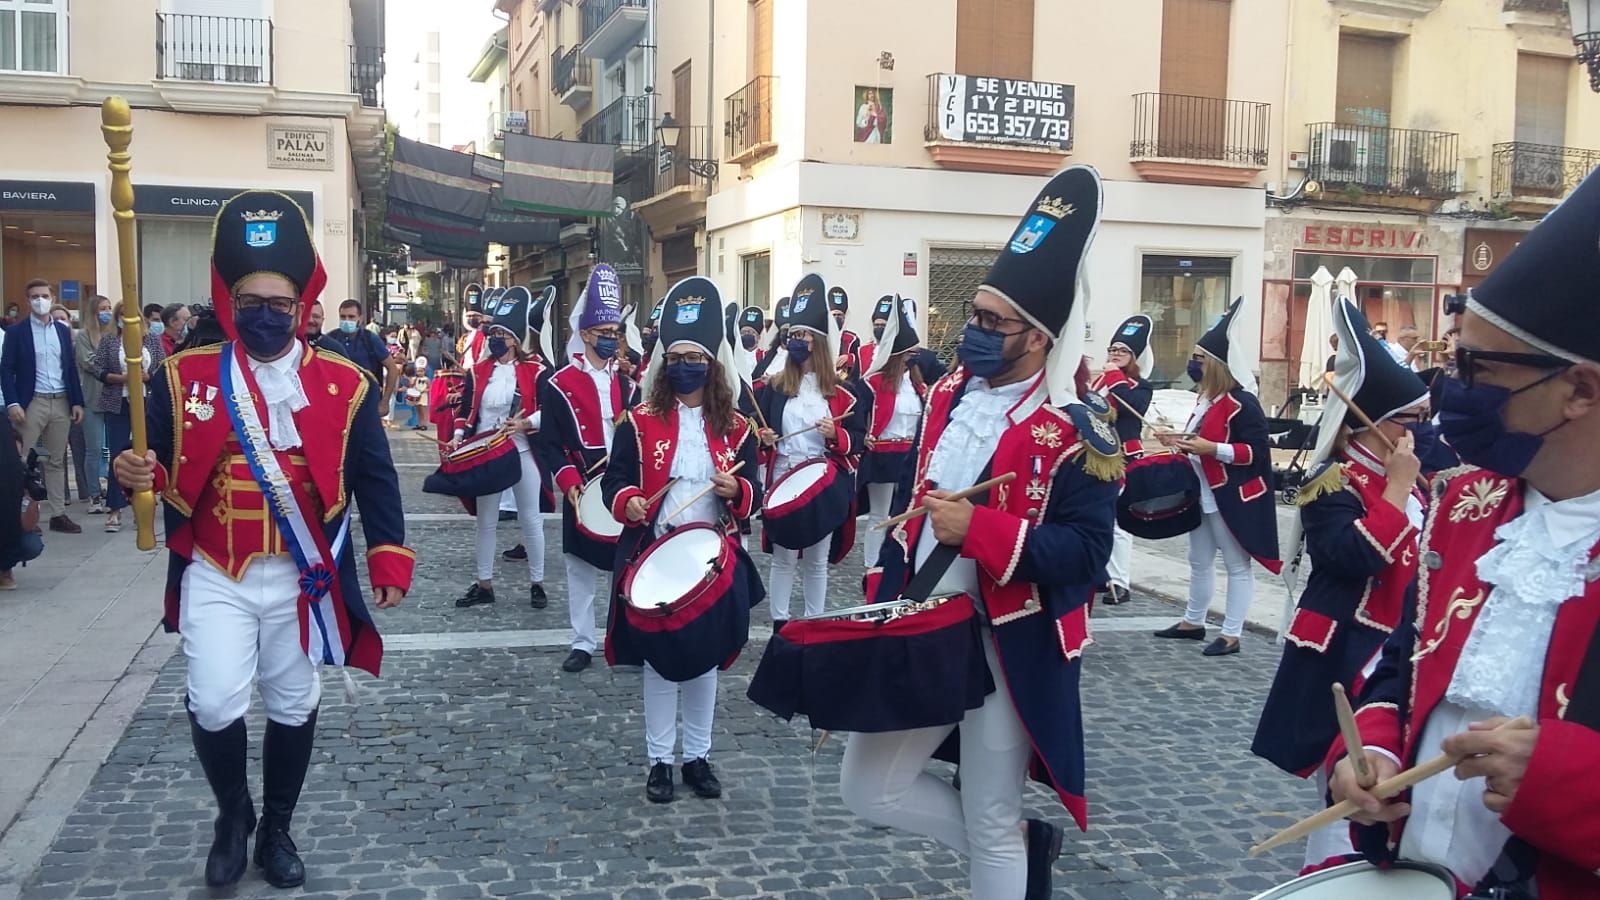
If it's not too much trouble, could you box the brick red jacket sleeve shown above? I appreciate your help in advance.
[1499,718,1600,876]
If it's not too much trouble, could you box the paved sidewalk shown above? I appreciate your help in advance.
[1122,505,1302,636]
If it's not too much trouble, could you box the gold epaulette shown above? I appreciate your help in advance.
[1072,440,1126,483]
[1295,462,1347,506]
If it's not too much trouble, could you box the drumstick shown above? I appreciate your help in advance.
[772,414,847,444]
[813,730,831,754]
[1104,390,1151,426]
[1332,683,1372,787]
[874,472,1018,531]
[643,477,679,508]
[1248,717,1531,857]
[584,454,610,477]
[661,460,747,523]
[1325,381,1430,493]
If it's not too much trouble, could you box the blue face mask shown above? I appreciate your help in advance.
[1405,420,1439,463]
[1436,374,1568,477]
[872,326,885,342]
[666,360,709,394]
[957,323,1021,380]
[741,333,757,351]
[97,311,113,326]
[339,320,359,334]
[149,321,165,337]
[234,305,297,358]
[1186,358,1205,383]
[786,337,812,365]
[487,336,510,360]
[593,335,619,360]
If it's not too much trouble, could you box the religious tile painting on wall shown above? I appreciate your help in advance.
[854,86,893,144]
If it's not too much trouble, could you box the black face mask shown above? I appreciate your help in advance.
[741,333,757,350]
[872,326,885,342]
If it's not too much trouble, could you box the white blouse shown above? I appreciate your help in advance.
[881,376,922,441]
[657,403,720,533]
[776,372,829,477]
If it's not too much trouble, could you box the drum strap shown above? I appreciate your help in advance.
[900,463,994,604]
[1568,612,1600,729]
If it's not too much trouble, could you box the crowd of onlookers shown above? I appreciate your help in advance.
[0,282,453,591]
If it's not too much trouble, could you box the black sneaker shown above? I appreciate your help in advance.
[1024,818,1063,900]
[681,758,722,799]
[503,543,528,561]
[454,583,496,608]
[1153,623,1206,640]
[498,510,516,521]
[646,763,674,803]
[529,584,548,609]
[562,649,592,673]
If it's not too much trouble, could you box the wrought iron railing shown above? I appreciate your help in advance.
[553,46,592,96]
[351,45,383,107]
[581,0,647,43]
[1306,122,1459,198]
[1129,93,1270,166]
[638,125,712,197]
[1492,141,1600,199]
[156,13,273,84]
[726,76,776,160]
[579,94,655,148]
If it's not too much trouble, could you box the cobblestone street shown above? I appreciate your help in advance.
[7,432,1317,899]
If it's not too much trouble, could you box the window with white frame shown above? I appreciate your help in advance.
[0,0,68,74]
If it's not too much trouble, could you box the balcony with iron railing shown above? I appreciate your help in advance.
[1129,93,1270,187]
[631,125,713,236]
[579,94,655,149]
[1306,122,1460,202]
[1492,141,1600,203]
[725,76,776,165]
[581,0,648,60]
[352,45,383,107]
[1502,0,1569,32]
[156,13,273,85]
[553,46,593,108]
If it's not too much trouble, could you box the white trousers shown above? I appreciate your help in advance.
[1105,524,1133,590]
[862,481,897,569]
[180,555,321,732]
[565,554,605,653]
[499,487,518,514]
[642,663,717,764]
[840,637,1032,899]
[768,535,830,621]
[1182,511,1255,638]
[476,451,545,583]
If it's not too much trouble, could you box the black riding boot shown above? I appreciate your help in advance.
[188,708,256,888]
[254,710,316,888]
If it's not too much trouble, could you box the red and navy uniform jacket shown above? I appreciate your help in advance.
[1193,388,1281,573]
[1325,466,1600,900]
[1090,368,1153,447]
[452,356,554,514]
[144,343,413,677]
[534,356,639,569]
[456,327,486,368]
[599,403,764,669]
[859,370,926,487]
[753,377,870,564]
[837,329,862,380]
[865,366,1120,831]
[1252,446,1422,779]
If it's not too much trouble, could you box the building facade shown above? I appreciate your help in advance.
[1263,0,1600,408]
[0,0,388,314]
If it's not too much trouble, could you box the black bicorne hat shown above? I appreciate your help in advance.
[486,286,534,347]
[788,275,831,335]
[1196,298,1239,362]
[739,305,764,332]
[1471,167,1600,364]
[209,190,326,339]
[648,300,663,327]
[774,296,791,327]
[871,294,895,323]
[1111,314,1154,374]
[1333,297,1429,427]
[980,166,1102,337]
[660,276,726,357]
[463,283,484,314]
[827,286,849,314]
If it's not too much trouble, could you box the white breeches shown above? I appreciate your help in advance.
[1105,523,1133,590]
[476,451,545,583]
[768,535,830,621]
[862,481,897,569]
[642,663,717,764]
[1183,511,1255,638]
[565,554,604,653]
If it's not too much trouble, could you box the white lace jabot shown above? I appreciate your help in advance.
[247,341,309,451]
[925,376,1035,494]
[1449,483,1600,717]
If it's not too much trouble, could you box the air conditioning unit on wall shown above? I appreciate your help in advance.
[1318,128,1372,181]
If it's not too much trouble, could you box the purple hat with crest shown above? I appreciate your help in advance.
[579,264,623,330]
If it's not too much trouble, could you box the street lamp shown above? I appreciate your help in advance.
[656,112,719,180]
[1572,0,1600,91]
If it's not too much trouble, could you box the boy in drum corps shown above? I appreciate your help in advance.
[535,264,639,673]
[841,167,1121,900]
[1327,170,1600,899]
[113,191,412,890]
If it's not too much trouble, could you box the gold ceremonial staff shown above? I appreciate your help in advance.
[100,97,156,551]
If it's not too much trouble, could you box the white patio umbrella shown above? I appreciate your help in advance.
[1298,266,1337,391]
[1335,266,1359,306]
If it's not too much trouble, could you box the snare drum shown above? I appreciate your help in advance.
[746,595,993,733]
[421,430,521,500]
[1248,861,1456,899]
[762,458,853,550]
[618,525,758,682]
[575,476,623,542]
[1117,439,1202,540]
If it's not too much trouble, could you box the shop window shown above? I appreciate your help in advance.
[741,250,770,316]
[0,0,67,74]
[1,212,96,309]
[138,218,213,305]
[1139,254,1232,387]
[1286,250,1438,389]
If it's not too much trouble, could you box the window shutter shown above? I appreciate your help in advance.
[1515,53,1568,147]
[956,0,1033,80]
[749,0,772,78]
[1335,34,1395,126]
[1159,0,1230,99]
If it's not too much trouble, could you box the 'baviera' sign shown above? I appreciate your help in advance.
[0,180,95,212]
[931,74,1074,151]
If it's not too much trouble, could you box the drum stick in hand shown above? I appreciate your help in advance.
[874,472,1018,531]
[1332,683,1372,786]
[661,460,747,523]
[1325,381,1429,493]
[774,414,847,444]
[1104,390,1151,427]
[584,454,610,477]
[1248,717,1530,857]
[643,477,679,508]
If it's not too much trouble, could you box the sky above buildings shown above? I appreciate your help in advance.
[385,0,503,149]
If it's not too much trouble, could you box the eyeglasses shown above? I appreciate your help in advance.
[663,352,709,365]
[965,300,1030,335]
[589,328,622,340]
[1106,347,1132,357]
[234,294,297,315]
[1453,345,1573,388]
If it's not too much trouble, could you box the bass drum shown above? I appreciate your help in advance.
[619,524,754,682]
[1248,861,1456,899]
[575,476,623,542]
[762,458,853,550]
[1117,440,1202,540]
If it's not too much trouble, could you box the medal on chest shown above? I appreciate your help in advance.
[1024,455,1046,502]
[184,381,217,422]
